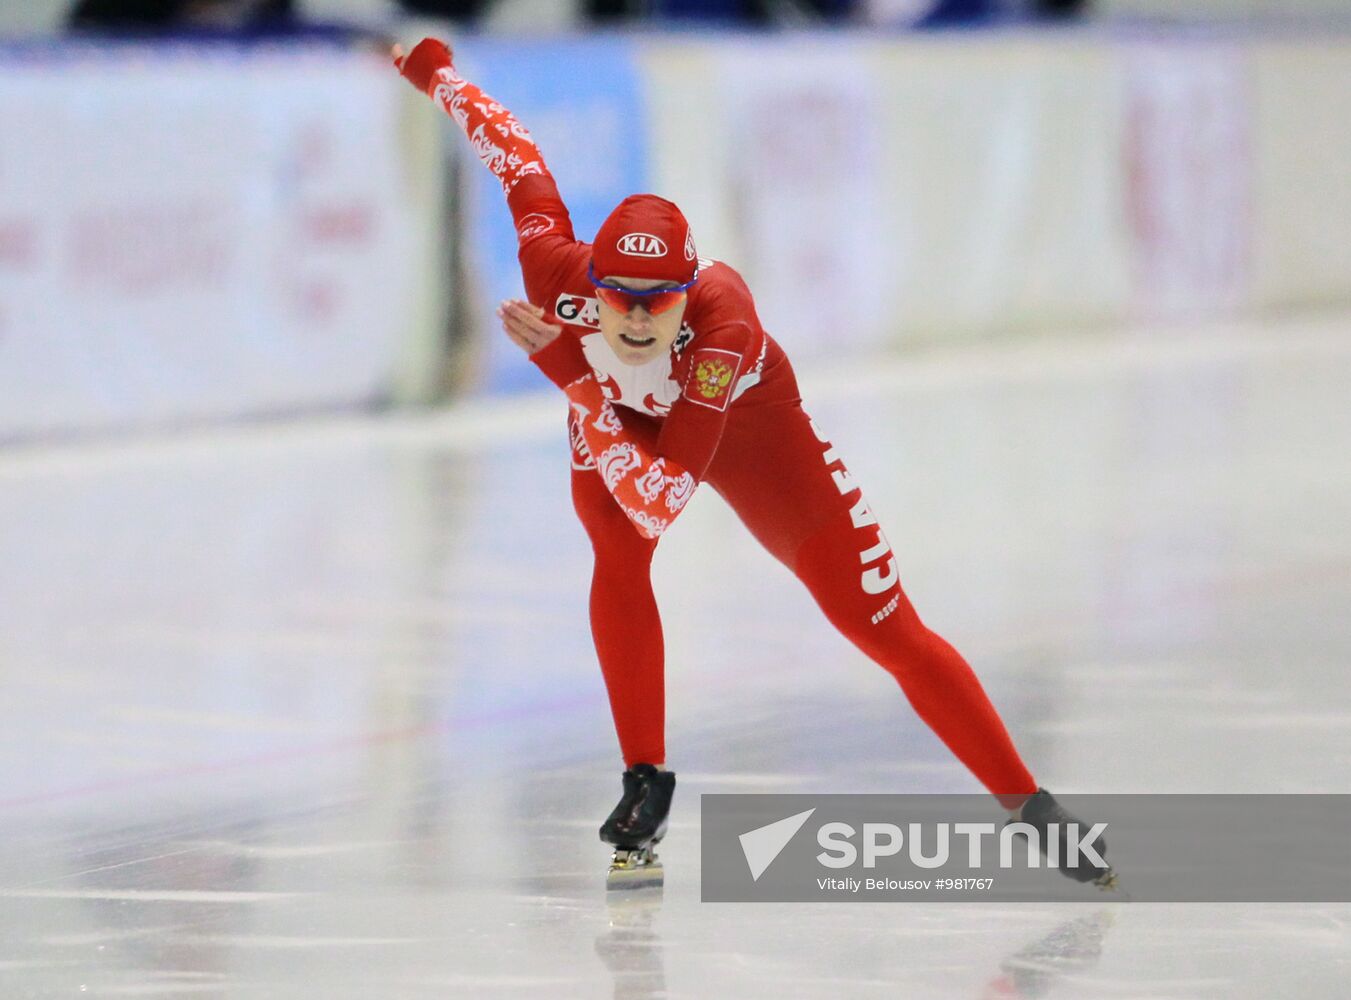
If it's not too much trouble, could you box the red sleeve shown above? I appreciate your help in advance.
[508,174,583,307]
[421,65,578,297]
[656,322,759,479]
[530,321,760,540]
[655,266,766,480]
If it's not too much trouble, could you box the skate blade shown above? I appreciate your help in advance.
[606,849,663,891]
[1093,868,1122,893]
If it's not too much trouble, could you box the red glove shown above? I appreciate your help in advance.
[393,38,453,94]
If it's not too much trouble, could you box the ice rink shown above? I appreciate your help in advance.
[2,316,1349,998]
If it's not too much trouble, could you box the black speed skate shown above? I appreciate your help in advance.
[1012,788,1118,890]
[600,764,675,891]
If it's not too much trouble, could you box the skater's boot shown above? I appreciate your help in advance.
[599,764,676,848]
[601,765,675,891]
[1012,788,1116,889]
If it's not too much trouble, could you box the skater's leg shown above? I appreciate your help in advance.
[571,412,666,768]
[569,414,679,887]
[790,511,1036,808]
[706,404,1036,809]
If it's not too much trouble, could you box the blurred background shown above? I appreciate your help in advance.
[2,0,1350,432]
[2,4,1350,998]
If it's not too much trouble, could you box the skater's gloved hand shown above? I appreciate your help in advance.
[497,299,590,389]
[392,38,453,93]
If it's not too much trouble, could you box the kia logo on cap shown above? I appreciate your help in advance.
[617,233,667,258]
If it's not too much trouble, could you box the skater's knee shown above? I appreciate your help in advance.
[590,529,657,569]
[828,589,925,652]
[852,617,952,683]
[575,502,658,563]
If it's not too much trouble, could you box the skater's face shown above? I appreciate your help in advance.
[594,275,688,366]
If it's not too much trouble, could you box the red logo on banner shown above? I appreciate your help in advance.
[683,347,741,411]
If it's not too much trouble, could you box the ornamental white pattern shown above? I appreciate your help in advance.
[579,333,680,417]
[430,67,545,195]
[634,460,668,503]
[593,404,623,437]
[625,506,669,539]
[568,414,594,470]
[468,123,507,177]
[664,471,695,513]
[567,397,592,426]
[598,442,641,490]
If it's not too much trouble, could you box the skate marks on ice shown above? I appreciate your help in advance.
[987,909,1115,997]
[593,889,1118,1000]
[1,318,1350,995]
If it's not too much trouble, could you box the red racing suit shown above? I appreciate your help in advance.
[422,60,1037,807]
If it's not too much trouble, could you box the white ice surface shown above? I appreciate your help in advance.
[1,315,1349,998]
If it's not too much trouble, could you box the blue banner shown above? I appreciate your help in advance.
[457,39,649,394]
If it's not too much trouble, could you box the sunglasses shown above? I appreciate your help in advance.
[588,262,697,316]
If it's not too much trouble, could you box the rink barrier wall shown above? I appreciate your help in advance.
[459,29,1351,393]
[638,35,1132,360]
[634,32,1351,364]
[0,41,447,441]
[3,31,1349,432]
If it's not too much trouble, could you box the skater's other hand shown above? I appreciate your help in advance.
[497,299,563,356]
[393,37,453,92]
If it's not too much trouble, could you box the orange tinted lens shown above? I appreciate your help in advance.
[595,286,685,316]
[594,286,635,314]
[642,290,686,315]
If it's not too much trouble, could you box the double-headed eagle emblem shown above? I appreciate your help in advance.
[694,358,734,400]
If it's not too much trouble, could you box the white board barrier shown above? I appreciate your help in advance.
[639,33,1351,360]
[0,43,439,440]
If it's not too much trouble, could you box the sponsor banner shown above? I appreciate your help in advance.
[458,39,648,394]
[0,44,422,439]
[654,38,1135,354]
[702,794,1351,902]
[715,44,892,359]
[1250,39,1351,310]
[479,33,1351,390]
[876,40,1131,340]
[1123,42,1254,320]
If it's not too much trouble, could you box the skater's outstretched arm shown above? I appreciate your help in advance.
[393,38,575,300]
[398,38,760,539]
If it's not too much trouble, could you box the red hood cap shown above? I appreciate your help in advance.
[591,194,698,285]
